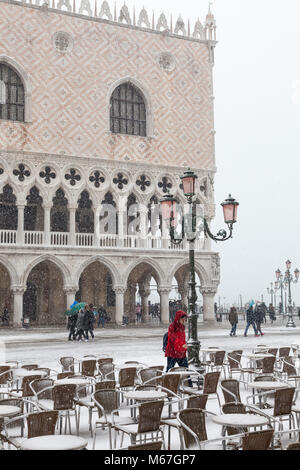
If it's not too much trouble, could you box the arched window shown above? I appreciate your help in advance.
[0,63,25,122]
[110,82,146,136]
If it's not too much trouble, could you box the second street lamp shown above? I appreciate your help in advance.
[160,168,239,369]
[276,261,299,328]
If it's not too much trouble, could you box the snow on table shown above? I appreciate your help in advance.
[20,435,88,450]
[0,405,21,417]
[212,413,269,428]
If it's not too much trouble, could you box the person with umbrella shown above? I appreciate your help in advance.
[67,312,78,341]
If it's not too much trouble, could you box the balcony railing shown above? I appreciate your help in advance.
[0,230,205,251]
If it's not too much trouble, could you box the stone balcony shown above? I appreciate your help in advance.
[0,229,206,251]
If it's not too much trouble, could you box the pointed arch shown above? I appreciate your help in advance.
[108,76,153,137]
[0,255,19,286]
[167,259,210,286]
[75,256,120,288]
[0,55,32,122]
[123,257,165,287]
[21,255,71,287]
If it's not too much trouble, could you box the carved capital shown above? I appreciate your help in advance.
[158,286,172,296]
[11,285,26,295]
[64,286,78,295]
[200,286,217,296]
[114,286,126,295]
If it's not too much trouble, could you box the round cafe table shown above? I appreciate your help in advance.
[248,381,290,408]
[0,405,22,432]
[0,405,21,418]
[124,390,167,402]
[124,390,167,421]
[20,435,88,451]
[14,369,48,378]
[54,378,91,386]
[213,413,269,428]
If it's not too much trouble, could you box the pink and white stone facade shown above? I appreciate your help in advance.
[0,0,220,327]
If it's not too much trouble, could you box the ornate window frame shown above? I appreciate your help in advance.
[0,56,32,123]
[107,77,154,138]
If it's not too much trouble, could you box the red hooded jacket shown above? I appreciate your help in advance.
[165,310,187,359]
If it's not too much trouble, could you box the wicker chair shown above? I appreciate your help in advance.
[29,378,54,402]
[2,410,58,449]
[59,357,75,373]
[21,364,38,371]
[261,356,276,375]
[11,374,43,412]
[57,372,75,380]
[0,366,13,397]
[226,351,243,379]
[127,441,163,451]
[98,362,115,381]
[222,402,248,437]
[92,389,135,449]
[242,429,274,450]
[187,395,208,410]
[268,348,278,357]
[140,368,162,384]
[250,387,296,431]
[81,360,96,377]
[177,408,208,450]
[182,372,221,409]
[97,358,114,366]
[113,400,165,449]
[118,368,137,396]
[36,383,77,434]
[286,442,300,450]
[96,381,116,391]
[279,348,290,358]
[220,379,241,404]
[281,357,300,388]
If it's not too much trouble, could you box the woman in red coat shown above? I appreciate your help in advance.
[165,310,188,371]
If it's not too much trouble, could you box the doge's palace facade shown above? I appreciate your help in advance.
[0,0,220,327]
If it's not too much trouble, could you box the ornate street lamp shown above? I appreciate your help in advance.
[275,269,287,314]
[275,260,299,328]
[267,282,275,306]
[160,168,239,368]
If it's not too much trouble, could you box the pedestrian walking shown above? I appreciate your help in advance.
[135,304,142,323]
[86,304,95,340]
[228,306,238,336]
[255,303,264,336]
[75,308,88,341]
[98,305,107,328]
[261,302,267,324]
[298,307,300,320]
[244,302,259,337]
[268,304,276,324]
[83,305,92,341]
[165,310,192,387]
[0,307,9,325]
[67,313,78,341]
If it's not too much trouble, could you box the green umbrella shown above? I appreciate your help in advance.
[64,302,87,316]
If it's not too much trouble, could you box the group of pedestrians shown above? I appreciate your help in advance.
[228,300,277,337]
[67,303,109,342]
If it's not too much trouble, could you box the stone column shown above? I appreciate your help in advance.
[161,220,169,249]
[94,207,100,247]
[64,286,78,311]
[139,284,151,323]
[139,207,148,249]
[12,286,25,327]
[43,203,52,245]
[158,287,171,325]
[114,286,126,325]
[16,205,25,244]
[69,206,76,246]
[178,283,189,311]
[200,287,217,324]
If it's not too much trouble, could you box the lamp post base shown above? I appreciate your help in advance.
[286,318,296,328]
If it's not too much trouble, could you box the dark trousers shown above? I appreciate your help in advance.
[68,327,76,340]
[230,323,237,336]
[256,322,263,335]
[86,329,94,339]
[166,357,192,387]
[76,329,88,340]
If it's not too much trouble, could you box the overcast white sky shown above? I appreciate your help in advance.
[114,0,300,307]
